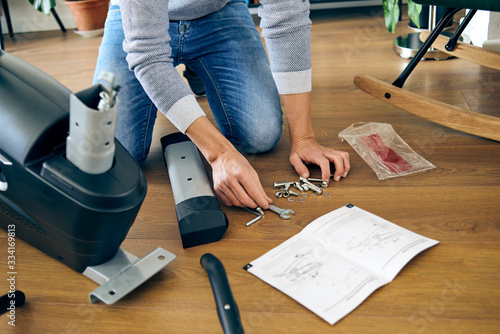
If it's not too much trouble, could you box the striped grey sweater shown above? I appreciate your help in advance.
[120,0,312,133]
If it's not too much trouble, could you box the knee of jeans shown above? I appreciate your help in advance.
[116,133,149,165]
[237,119,282,154]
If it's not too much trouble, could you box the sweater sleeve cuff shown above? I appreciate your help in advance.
[272,69,312,95]
[165,95,206,133]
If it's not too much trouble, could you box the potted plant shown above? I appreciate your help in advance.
[29,0,56,15]
[383,0,422,33]
[64,0,109,33]
[29,0,109,35]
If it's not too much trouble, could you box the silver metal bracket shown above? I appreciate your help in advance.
[83,247,176,305]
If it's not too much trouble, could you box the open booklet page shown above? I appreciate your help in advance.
[244,204,439,325]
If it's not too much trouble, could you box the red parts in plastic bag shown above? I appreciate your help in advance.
[361,134,413,174]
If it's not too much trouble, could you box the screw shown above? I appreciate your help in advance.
[288,190,299,196]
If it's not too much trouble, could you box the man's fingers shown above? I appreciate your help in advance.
[235,178,271,209]
[317,157,332,182]
[216,177,270,209]
[324,150,350,181]
[215,186,244,207]
[290,154,310,178]
[215,189,234,207]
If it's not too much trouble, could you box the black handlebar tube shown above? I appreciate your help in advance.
[200,253,244,334]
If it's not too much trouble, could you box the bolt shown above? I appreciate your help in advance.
[307,177,324,182]
[273,181,294,189]
[273,181,286,188]
[293,182,304,192]
[288,190,299,196]
[301,178,323,194]
[313,188,323,195]
[305,178,329,188]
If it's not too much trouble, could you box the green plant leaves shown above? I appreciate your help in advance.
[382,0,423,33]
[29,0,57,15]
[407,0,423,29]
[382,0,400,33]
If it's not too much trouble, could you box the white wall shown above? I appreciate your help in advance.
[1,0,76,34]
[462,10,500,51]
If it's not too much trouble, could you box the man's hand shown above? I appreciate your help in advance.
[281,92,350,183]
[186,116,272,209]
[290,137,350,182]
[210,149,272,209]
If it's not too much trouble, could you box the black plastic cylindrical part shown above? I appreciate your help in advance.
[1,290,26,315]
[200,253,244,334]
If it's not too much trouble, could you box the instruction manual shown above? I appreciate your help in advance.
[244,204,438,325]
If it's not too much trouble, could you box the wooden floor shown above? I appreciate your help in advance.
[1,6,500,333]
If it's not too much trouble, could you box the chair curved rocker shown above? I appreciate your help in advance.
[354,0,500,142]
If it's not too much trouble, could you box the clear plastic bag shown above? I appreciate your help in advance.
[339,122,436,180]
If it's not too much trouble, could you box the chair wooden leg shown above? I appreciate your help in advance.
[420,32,500,71]
[354,74,500,142]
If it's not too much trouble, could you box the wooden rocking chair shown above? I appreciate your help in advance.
[354,0,500,142]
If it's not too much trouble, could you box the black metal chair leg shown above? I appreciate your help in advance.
[50,8,66,33]
[1,20,4,50]
[1,0,14,38]
[392,7,461,88]
[445,9,476,51]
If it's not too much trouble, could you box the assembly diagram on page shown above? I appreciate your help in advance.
[245,204,439,325]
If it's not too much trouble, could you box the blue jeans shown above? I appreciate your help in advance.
[93,0,282,164]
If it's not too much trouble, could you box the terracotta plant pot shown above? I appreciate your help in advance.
[64,0,109,32]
